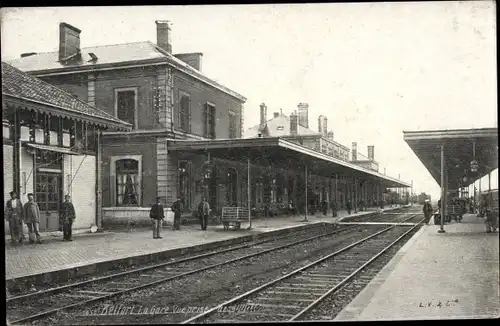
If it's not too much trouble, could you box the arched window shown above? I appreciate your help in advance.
[116,159,139,206]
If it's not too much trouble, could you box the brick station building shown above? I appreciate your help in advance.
[8,20,408,227]
[2,62,130,232]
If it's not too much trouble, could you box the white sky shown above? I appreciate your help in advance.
[1,3,497,199]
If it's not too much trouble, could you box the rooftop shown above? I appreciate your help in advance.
[7,41,246,102]
[2,61,131,129]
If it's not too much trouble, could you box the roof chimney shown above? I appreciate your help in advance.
[290,111,298,136]
[327,131,334,140]
[58,22,81,62]
[174,53,203,71]
[368,146,375,161]
[323,117,328,137]
[259,103,267,131]
[273,112,280,118]
[318,115,324,134]
[297,103,309,128]
[352,142,358,161]
[156,20,172,54]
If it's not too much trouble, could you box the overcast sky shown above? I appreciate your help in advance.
[1,2,497,199]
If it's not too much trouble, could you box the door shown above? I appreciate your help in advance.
[35,173,62,231]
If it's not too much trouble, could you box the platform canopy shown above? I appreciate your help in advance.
[167,137,410,188]
[403,128,498,190]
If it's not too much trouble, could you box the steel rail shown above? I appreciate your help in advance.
[8,222,365,325]
[289,217,425,321]
[181,213,420,324]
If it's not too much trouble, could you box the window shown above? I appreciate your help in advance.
[35,173,61,212]
[204,103,216,139]
[226,168,238,205]
[115,88,137,129]
[178,92,191,132]
[178,161,191,211]
[116,159,140,206]
[229,111,238,139]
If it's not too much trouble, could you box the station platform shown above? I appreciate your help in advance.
[335,213,500,321]
[4,206,405,285]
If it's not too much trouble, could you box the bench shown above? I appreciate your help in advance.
[221,207,249,230]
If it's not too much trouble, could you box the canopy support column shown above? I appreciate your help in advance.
[439,142,446,233]
[247,157,252,230]
[302,165,309,222]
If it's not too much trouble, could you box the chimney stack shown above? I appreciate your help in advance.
[290,111,298,136]
[259,103,267,130]
[367,145,375,161]
[174,53,203,71]
[352,142,358,161]
[297,103,309,128]
[327,131,334,140]
[156,20,172,53]
[58,22,81,62]
[323,116,328,137]
[318,115,324,134]
[273,112,280,118]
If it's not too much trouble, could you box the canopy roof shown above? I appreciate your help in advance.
[167,137,410,188]
[403,128,498,190]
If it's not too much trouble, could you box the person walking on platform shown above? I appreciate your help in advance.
[24,193,42,244]
[59,195,76,241]
[346,201,352,215]
[331,200,337,217]
[171,198,183,231]
[150,197,165,239]
[198,197,210,230]
[423,199,433,224]
[5,191,25,245]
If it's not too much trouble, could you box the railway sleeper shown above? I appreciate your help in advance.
[252,297,315,304]
[281,282,334,289]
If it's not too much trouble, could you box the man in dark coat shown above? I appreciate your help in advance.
[171,198,183,231]
[346,201,352,215]
[322,199,328,216]
[60,195,76,241]
[150,197,165,239]
[331,200,337,217]
[197,197,210,230]
[5,191,25,245]
[422,200,433,224]
[24,193,42,244]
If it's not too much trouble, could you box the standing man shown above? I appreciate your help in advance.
[423,199,433,225]
[5,191,25,245]
[24,193,42,244]
[331,199,337,217]
[198,197,210,230]
[150,197,165,239]
[171,197,183,231]
[346,200,352,215]
[60,195,76,241]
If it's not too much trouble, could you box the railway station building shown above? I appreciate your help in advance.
[403,127,498,232]
[2,62,131,232]
[7,20,409,228]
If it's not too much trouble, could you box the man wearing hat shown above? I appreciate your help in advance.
[149,197,165,239]
[423,199,433,225]
[24,193,42,244]
[170,197,183,231]
[60,195,76,241]
[5,191,25,245]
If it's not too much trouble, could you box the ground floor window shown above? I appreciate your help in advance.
[226,168,238,206]
[116,159,140,206]
[35,173,61,212]
[178,160,191,211]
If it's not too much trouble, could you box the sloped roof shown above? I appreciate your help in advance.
[2,61,131,129]
[7,41,246,102]
[246,115,320,138]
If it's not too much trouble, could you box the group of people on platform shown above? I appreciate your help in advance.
[149,196,211,239]
[5,191,76,245]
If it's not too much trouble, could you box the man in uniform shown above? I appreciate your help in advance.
[171,197,183,231]
[60,195,76,241]
[150,197,165,239]
[24,193,42,244]
[423,199,433,224]
[5,191,25,245]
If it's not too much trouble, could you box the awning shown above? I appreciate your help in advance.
[167,137,410,188]
[24,143,82,156]
[403,128,498,189]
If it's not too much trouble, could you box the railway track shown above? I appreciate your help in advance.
[7,221,369,325]
[182,213,423,323]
